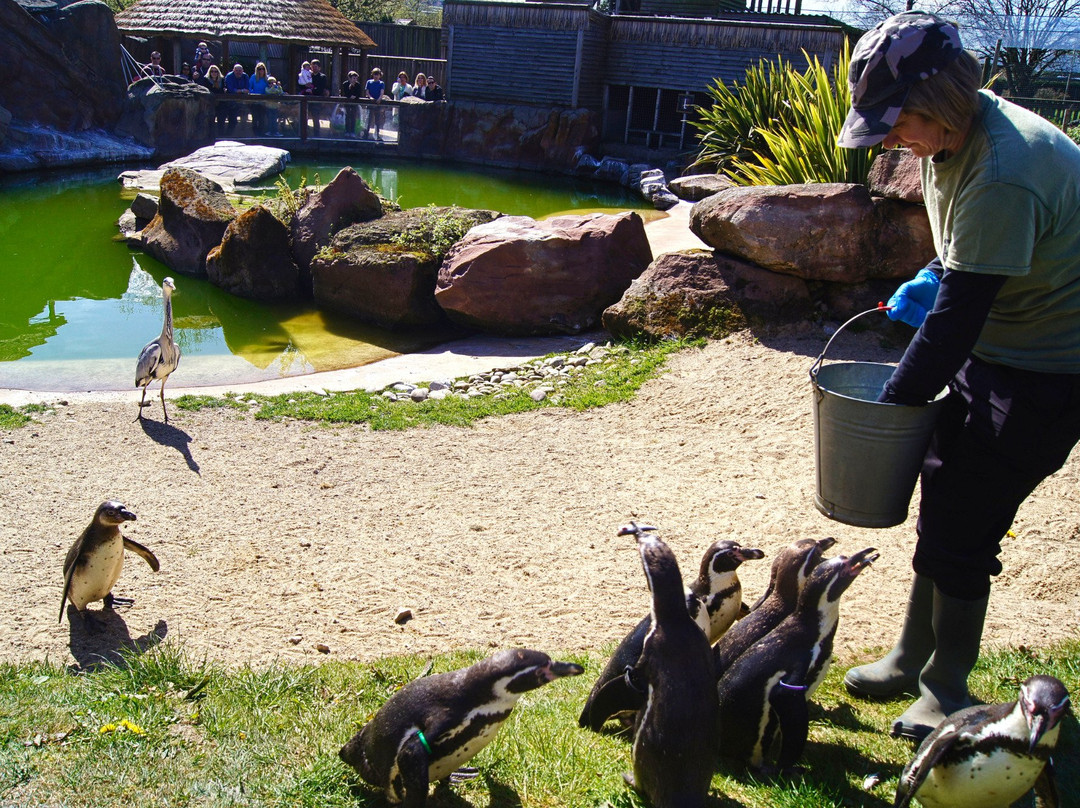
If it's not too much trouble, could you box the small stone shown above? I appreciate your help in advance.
[288,634,302,645]
[394,608,413,625]
[428,389,449,400]
[409,387,429,402]
[575,342,596,354]
[429,380,451,391]
[543,356,565,368]
[529,389,548,402]
[314,643,331,654]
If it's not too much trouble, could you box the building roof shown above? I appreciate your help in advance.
[114,0,377,49]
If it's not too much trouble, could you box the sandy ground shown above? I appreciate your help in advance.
[1,204,1078,670]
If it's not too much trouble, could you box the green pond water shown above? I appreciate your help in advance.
[0,160,649,392]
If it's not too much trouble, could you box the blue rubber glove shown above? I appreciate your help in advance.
[887,267,941,328]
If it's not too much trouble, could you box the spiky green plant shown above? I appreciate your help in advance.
[692,44,880,186]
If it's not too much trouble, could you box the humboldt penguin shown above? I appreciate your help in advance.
[894,675,1070,808]
[618,522,719,808]
[59,500,159,630]
[579,538,763,731]
[712,537,835,677]
[339,648,583,807]
[716,547,877,774]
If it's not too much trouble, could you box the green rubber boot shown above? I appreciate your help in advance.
[844,574,934,699]
[891,587,988,743]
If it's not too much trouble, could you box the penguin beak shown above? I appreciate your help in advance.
[121,509,137,522]
[546,661,585,679]
[818,537,837,552]
[848,547,879,572]
[736,547,765,561]
[1027,712,1047,753]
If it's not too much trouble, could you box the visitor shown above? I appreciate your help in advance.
[339,70,364,137]
[193,42,211,71]
[143,51,165,77]
[365,67,386,140]
[424,75,444,102]
[412,72,427,100]
[297,61,313,95]
[249,61,270,135]
[391,71,413,101]
[837,12,1080,743]
[309,59,330,135]
[265,76,284,135]
[181,62,191,79]
[223,63,249,135]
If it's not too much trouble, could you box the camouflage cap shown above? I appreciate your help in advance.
[838,12,964,148]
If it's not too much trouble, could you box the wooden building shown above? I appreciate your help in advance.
[442,0,849,150]
[114,0,376,93]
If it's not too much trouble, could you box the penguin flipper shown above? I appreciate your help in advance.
[1034,761,1059,808]
[59,564,76,623]
[893,724,963,808]
[124,538,160,572]
[582,669,647,731]
[395,732,431,808]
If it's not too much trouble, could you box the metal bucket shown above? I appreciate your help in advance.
[809,308,948,528]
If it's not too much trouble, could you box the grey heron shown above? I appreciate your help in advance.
[135,276,181,422]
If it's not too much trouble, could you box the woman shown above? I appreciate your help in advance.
[412,72,427,100]
[248,62,270,134]
[391,71,413,101]
[200,64,226,134]
[838,12,1080,742]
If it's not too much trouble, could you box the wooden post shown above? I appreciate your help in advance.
[171,39,182,75]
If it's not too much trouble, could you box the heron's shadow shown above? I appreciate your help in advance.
[66,605,168,671]
[139,417,200,475]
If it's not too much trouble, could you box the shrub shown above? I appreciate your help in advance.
[691,44,879,186]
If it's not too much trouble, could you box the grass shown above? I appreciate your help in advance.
[1,640,1076,807]
[171,338,692,429]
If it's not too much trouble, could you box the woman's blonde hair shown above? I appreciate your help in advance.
[903,50,982,135]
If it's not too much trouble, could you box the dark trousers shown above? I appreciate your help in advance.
[914,356,1080,599]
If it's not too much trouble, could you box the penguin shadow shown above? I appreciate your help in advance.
[813,699,879,733]
[66,605,168,672]
[139,417,200,475]
[343,775,522,807]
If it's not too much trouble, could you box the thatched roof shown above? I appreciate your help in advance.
[114,0,377,49]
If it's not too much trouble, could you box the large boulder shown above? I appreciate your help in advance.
[118,141,291,191]
[670,173,736,201]
[291,167,383,277]
[436,212,653,336]
[115,76,214,156]
[311,207,498,329]
[690,183,934,282]
[868,148,923,203]
[136,167,236,277]
[0,0,125,131]
[205,206,300,301]
[603,250,813,339]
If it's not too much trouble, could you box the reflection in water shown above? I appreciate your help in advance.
[0,162,649,392]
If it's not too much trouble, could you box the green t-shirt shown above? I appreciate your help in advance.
[922,90,1080,373]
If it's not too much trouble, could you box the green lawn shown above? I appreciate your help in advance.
[1,640,1075,807]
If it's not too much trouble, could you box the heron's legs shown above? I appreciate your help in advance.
[159,378,170,423]
[135,385,149,422]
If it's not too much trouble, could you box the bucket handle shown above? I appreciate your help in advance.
[809,303,892,383]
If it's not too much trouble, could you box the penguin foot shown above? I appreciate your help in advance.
[622,771,638,790]
[449,767,479,784]
[103,593,135,609]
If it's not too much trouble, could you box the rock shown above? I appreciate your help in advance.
[603,250,812,339]
[117,208,138,238]
[436,212,653,335]
[689,183,929,282]
[288,634,302,645]
[314,643,331,654]
[595,156,630,183]
[574,149,600,175]
[868,148,924,203]
[118,141,290,191]
[205,206,300,301]
[670,174,736,201]
[621,163,655,188]
[871,197,936,277]
[136,167,236,277]
[291,166,383,277]
[394,608,413,624]
[130,192,159,221]
[0,0,125,132]
[311,207,497,329]
[115,77,214,156]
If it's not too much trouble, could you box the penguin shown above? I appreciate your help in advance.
[716,547,878,775]
[579,538,764,732]
[712,537,836,677]
[617,522,719,808]
[894,675,1070,808]
[59,500,159,630]
[339,648,583,807]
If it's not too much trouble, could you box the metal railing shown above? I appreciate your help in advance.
[207,95,404,143]
[1007,96,1080,130]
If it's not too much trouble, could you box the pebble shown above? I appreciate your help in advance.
[314,643,331,654]
[394,608,413,625]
